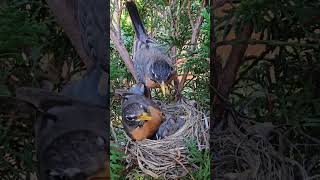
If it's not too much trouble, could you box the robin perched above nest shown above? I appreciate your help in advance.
[126,0,176,97]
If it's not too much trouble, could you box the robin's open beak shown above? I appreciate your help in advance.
[137,112,153,121]
[160,81,169,96]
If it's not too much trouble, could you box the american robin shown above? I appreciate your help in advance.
[116,83,164,141]
[126,0,176,97]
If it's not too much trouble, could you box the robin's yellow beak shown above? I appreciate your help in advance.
[137,112,153,121]
[160,81,169,96]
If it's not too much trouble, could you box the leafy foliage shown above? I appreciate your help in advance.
[216,0,320,127]
[185,139,210,180]
[213,0,320,178]
[110,143,126,180]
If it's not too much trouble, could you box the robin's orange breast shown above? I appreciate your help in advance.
[130,106,163,141]
[145,77,159,88]
[145,76,175,88]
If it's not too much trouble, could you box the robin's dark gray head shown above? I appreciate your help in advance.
[149,60,173,96]
[123,102,147,128]
[122,94,155,133]
[149,60,173,83]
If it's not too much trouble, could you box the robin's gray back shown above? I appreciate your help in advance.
[133,40,172,83]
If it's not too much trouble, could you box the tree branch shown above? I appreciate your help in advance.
[170,0,180,97]
[216,39,319,48]
[110,29,138,81]
[187,0,195,30]
[110,0,138,82]
[191,0,208,48]
[213,24,253,128]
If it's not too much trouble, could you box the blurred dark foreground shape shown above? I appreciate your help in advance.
[1,0,109,179]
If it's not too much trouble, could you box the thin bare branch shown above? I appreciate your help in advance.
[110,0,138,82]
[187,0,195,30]
[110,29,138,81]
[191,0,208,49]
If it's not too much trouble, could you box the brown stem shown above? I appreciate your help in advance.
[170,0,180,100]
[175,70,189,101]
[191,0,208,49]
[111,0,138,82]
[213,24,253,128]
[110,29,138,82]
[187,0,195,30]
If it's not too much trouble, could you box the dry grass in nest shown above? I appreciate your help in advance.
[122,98,209,179]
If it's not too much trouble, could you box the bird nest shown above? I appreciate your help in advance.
[122,98,209,179]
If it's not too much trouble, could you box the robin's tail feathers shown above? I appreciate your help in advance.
[126,0,148,44]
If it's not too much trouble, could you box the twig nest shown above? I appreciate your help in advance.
[124,99,209,179]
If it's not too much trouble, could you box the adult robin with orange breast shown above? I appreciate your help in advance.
[117,83,164,141]
[126,0,176,97]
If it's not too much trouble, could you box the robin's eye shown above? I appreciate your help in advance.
[138,121,144,127]
[125,115,137,121]
[142,106,148,112]
[151,69,158,79]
